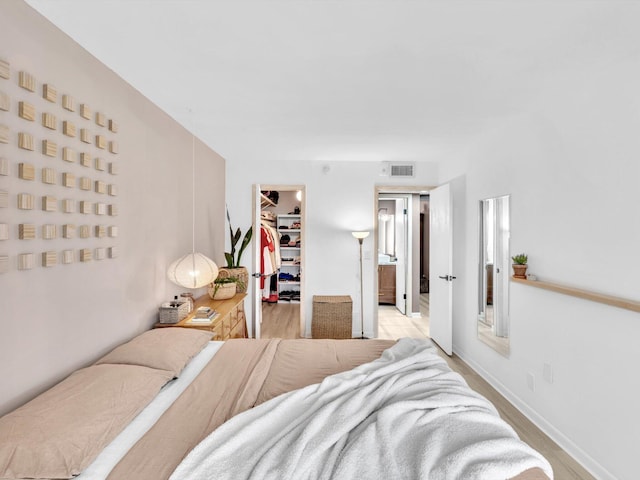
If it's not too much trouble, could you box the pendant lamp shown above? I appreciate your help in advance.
[167,135,218,289]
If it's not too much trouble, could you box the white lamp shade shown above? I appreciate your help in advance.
[351,231,370,240]
[167,252,219,289]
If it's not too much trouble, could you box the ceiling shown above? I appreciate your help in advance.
[24,0,639,164]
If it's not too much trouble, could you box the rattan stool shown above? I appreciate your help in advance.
[312,295,352,339]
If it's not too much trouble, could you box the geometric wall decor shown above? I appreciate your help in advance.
[80,128,90,144]
[43,84,57,103]
[108,184,117,196]
[17,193,34,210]
[18,223,36,240]
[18,253,35,270]
[108,119,118,133]
[80,103,91,120]
[42,251,58,267]
[18,101,35,121]
[62,120,76,137]
[0,125,9,144]
[79,200,92,214]
[95,247,106,260]
[62,249,74,264]
[62,224,75,238]
[62,94,75,112]
[108,162,118,175]
[0,59,9,79]
[62,199,75,213]
[18,162,35,181]
[42,139,57,157]
[0,223,8,240]
[79,177,91,190]
[80,248,92,262]
[108,246,118,259]
[42,195,57,212]
[95,180,106,194]
[108,141,118,154]
[95,157,105,171]
[0,255,7,274]
[95,112,106,127]
[95,225,106,238]
[42,224,57,240]
[41,167,56,185]
[62,147,76,162]
[18,132,34,150]
[79,225,90,238]
[95,134,106,149]
[0,190,8,208]
[0,157,7,176]
[62,172,75,187]
[95,202,106,215]
[108,204,118,216]
[0,91,9,111]
[42,112,57,130]
[108,225,118,237]
[80,152,91,167]
[18,71,36,92]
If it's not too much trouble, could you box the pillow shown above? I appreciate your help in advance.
[0,364,174,479]
[95,327,212,377]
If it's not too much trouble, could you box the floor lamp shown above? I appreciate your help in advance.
[352,231,370,339]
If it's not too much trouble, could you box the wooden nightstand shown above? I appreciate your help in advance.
[154,293,247,340]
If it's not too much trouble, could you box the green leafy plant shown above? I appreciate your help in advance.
[211,275,245,297]
[225,207,252,268]
[511,253,528,265]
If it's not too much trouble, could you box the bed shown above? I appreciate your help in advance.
[0,328,553,480]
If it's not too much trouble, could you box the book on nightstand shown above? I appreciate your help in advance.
[188,311,218,324]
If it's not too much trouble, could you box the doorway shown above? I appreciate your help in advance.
[375,187,433,340]
[252,185,305,339]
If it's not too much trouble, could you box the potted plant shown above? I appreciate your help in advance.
[219,207,252,292]
[511,253,528,279]
[208,276,246,300]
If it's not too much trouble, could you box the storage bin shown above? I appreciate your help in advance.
[312,295,352,339]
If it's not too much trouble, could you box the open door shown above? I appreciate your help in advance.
[429,183,453,355]
[394,198,407,315]
[251,185,262,339]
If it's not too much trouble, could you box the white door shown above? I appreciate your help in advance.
[394,198,407,315]
[252,185,262,339]
[429,183,453,355]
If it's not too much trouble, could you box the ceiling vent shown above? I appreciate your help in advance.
[390,163,415,177]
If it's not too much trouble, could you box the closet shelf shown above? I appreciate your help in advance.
[511,277,640,313]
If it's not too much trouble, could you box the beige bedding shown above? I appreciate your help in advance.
[106,338,550,480]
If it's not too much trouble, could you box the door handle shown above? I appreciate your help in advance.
[439,275,457,281]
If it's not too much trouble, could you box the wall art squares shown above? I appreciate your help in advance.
[42,195,57,212]
[18,224,36,240]
[108,119,118,133]
[0,91,9,111]
[0,158,7,176]
[95,247,106,260]
[18,132,34,150]
[95,180,106,194]
[95,157,105,171]
[62,120,76,137]
[62,172,75,188]
[18,162,35,181]
[80,128,91,144]
[0,256,8,274]
[0,190,8,208]
[95,112,106,127]
[95,134,106,149]
[18,101,35,121]
[108,225,118,238]
[79,225,90,238]
[79,177,91,190]
[41,167,56,185]
[42,139,57,157]
[0,59,9,80]
[63,224,75,239]
[62,199,75,213]
[108,162,118,175]
[0,125,9,144]
[108,204,118,216]
[18,253,35,271]
[80,152,91,167]
[62,94,75,112]
[0,223,8,240]
[42,112,57,130]
[18,71,36,92]
[62,147,76,163]
[95,225,106,238]
[108,246,118,259]
[79,200,92,214]
[17,193,34,210]
[108,184,117,196]
[43,84,57,103]
[62,250,74,264]
[42,224,57,240]
[80,248,92,262]
[109,141,118,154]
[80,103,91,120]
[42,251,57,267]
[95,202,106,215]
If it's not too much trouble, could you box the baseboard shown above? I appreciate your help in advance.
[408,311,422,318]
[453,345,617,480]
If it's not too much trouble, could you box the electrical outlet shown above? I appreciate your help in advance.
[527,372,535,392]
[543,363,554,384]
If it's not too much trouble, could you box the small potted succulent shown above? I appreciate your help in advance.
[511,253,528,279]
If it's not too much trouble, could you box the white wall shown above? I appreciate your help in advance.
[226,160,438,338]
[0,1,226,416]
[440,44,640,480]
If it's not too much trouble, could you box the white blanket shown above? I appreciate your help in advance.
[171,338,553,480]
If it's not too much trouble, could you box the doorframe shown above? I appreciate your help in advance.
[373,185,436,338]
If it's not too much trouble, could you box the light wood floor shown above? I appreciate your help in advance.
[260,302,301,338]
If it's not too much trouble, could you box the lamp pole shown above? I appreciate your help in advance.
[352,231,370,339]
